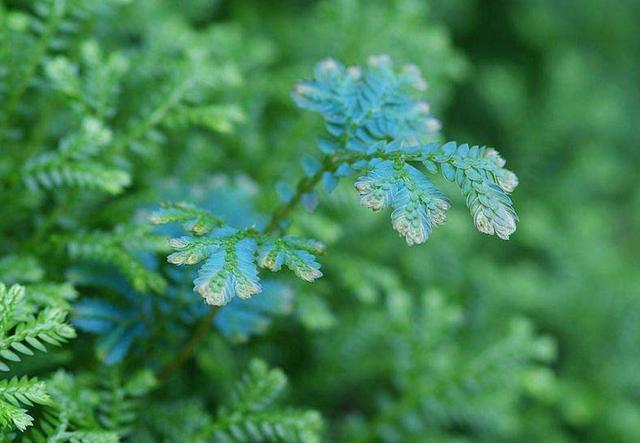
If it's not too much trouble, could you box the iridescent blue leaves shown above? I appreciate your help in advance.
[292,54,441,153]
[293,56,519,244]
[355,160,449,246]
[157,216,324,306]
[258,237,324,282]
[193,238,261,306]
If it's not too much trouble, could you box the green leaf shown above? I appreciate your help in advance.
[150,202,224,236]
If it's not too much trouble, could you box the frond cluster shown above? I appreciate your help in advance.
[73,178,297,363]
[151,204,325,306]
[293,56,519,243]
[22,370,129,442]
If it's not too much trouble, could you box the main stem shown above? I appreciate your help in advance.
[156,154,341,380]
[154,146,433,379]
[155,145,430,380]
[157,307,217,381]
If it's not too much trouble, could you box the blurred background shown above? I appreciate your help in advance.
[197,1,640,439]
[1,0,639,441]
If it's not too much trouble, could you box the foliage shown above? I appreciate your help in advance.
[0,283,74,433]
[1,0,638,442]
[129,359,322,443]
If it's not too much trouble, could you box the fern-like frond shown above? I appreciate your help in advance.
[206,409,323,443]
[150,202,225,236]
[355,159,449,245]
[22,370,120,442]
[293,55,439,148]
[45,40,128,119]
[97,369,156,437]
[257,236,324,282]
[193,236,261,306]
[154,206,324,306]
[203,359,322,443]
[166,104,245,134]
[0,284,76,372]
[22,117,130,195]
[224,359,287,415]
[23,155,130,195]
[0,376,51,432]
[0,284,76,433]
[293,56,519,243]
[433,142,519,239]
[60,226,167,293]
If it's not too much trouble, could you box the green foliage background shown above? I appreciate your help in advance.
[0,0,639,441]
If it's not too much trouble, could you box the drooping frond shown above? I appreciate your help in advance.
[355,159,449,245]
[153,206,324,306]
[433,142,518,239]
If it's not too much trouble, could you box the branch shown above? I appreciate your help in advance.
[156,307,217,382]
[156,153,339,380]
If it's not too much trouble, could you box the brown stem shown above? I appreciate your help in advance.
[157,307,218,381]
[265,163,330,232]
[156,156,336,381]
[155,148,390,381]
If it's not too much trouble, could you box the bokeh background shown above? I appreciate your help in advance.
[1,0,639,441]
[202,1,640,440]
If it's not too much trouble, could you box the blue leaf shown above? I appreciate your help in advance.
[441,163,456,182]
[322,172,338,193]
[301,154,321,177]
[301,193,319,212]
[317,138,338,154]
[193,238,261,306]
[335,163,355,177]
[275,181,294,203]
